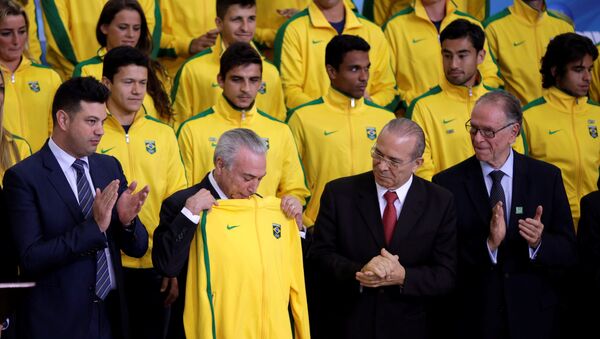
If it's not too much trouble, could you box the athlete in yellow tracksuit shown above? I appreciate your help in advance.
[383,0,501,107]
[287,88,394,226]
[41,0,159,80]
[363,0,487,26]
[158,0,216,77]
[0,133,32,185]
[1,59,62,152]
[72,49,168,124]
[483,0,573,105]
[184,196,309,339]
[177,95,309,205]
[171,37,286,127]
[24,0,42,63]
[523,87,600,227]
[97,108,186,267]
[408,77,527,181]
[274,0,398,110]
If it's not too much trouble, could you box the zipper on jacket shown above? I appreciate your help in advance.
[126,133,130,143]
[11,73,15,83]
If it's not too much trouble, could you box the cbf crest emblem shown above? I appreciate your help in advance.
[258,81,267,94]
[262,138,270,150]
[28,81,40,92]
[145,140,156,154]
[589,125,598,138]
[366,127,377,140]
[272,223,281,239]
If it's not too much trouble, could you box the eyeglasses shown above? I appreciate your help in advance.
[370,146,415,169]
[465,119,516,138]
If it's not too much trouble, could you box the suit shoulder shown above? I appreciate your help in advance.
[520,154,561,176]
[325,171,372,191]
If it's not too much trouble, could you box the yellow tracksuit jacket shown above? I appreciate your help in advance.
[590,44,600,103]
[287,88,394,226]
[184,196,309,339]
[483,0,573,105]
[72,50,170,125]
[383,0,501,107]
[177,95,310,204]
[158,0,216,78]
[274,1,398,110]
[171,37,286,127]
[41,0,159,80]
[1,58,62,152]
[0,133,32,186]
[97,110,187,268]
[255,0,310,48]
[363,0,487,26]
[523,87,600,227]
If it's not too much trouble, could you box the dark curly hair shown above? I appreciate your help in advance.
[540,32,598,88]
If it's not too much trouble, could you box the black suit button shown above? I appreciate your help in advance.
[504,273,510,279]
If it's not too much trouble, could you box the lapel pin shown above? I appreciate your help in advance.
[515,206,523,215]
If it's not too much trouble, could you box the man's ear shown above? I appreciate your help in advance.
[56,110,70,131]
[326,64,337,80]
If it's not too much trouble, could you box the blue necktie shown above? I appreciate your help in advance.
[73,159,110,300]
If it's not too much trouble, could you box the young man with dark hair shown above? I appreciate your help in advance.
[3,76,150,338]
[407,19,525,181]
[177,42,309,227]
[523,32,600,227]
[99,46,187,339]
[171,0,286,126]
[274,0,397,111]
[287,34,394,227]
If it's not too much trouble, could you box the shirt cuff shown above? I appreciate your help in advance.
[181,207,200,224]
[486,240,498,264]
[529,240,542,260]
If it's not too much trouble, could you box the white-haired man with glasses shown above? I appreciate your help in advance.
[432,90,576,338]
[309,118,457,339]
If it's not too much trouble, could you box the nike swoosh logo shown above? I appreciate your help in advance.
[312,40,322,44]
[412,38,425,44]
[548,129,561,135]
[100,147,115,154]
[323,130,338,136]
[211,82,219,88]
[211,142,217,147]
[513,40,525,47]
[226,224,240,230]
[442,119,455,124]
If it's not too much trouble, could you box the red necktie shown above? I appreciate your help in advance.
[383,191,398,245]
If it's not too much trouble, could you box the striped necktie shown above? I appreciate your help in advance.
[72,159,110,300]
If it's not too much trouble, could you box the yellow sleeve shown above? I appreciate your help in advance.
[158,0,193,58]
[288,218,310,339]
[479,28,503,89]
[275,24,314,109]
[264,65,287,121]
[41,0,76,80]
[591,48,600,102]
[25,1,42,63]
[171,65,197,127]
[177,123,197,187]
[277,126,310,205]
[254,27,277,48]
[366,28,398,110]
[166,129,189,192]
[183,222,213,339]
[286,112,305,158]
[410,103,435,181]
[47,70,62,137]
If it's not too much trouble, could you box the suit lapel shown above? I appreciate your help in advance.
[464,157,492,224]
[42,145,82,221]
[391,177,426,247]
[356,172,386,249]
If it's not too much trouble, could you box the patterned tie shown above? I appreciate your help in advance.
[383,191,398,246]
[489,170,507,222]
[72,159,110,300]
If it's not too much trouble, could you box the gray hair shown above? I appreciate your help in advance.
[475,90,523,126]
[381,118,425,159]
[213,128,267,168]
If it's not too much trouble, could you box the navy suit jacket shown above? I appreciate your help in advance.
[433,152,577,339]
[3,143,148,339]
[309,171,457,339]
